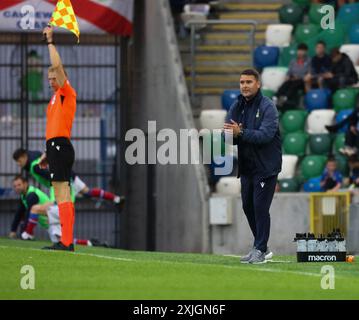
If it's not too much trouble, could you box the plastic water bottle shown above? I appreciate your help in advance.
[338,238,346,252]
[307,233,317,252]
[295,233,307,252]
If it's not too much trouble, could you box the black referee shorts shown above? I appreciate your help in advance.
[46,137,75,183]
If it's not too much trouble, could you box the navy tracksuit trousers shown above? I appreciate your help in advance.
[240,174,278,253]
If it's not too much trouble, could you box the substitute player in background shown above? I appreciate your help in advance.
[40,26,77,251]
[12,148,124,205]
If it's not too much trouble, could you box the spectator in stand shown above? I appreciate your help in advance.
[326,97,359,157]
[348,155,359,189]
[304,41,332,91]
[320,157,343,192]
[322,48,358,92]
[273,43,311,109]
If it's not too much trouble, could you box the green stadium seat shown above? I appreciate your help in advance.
[278,178,300,192]
[261,88,275,99]
[309,134,332,155]
[333,89,358,112]
[300,155,327,180]
[334,154,349,176]
[283,132,308,156]
[279,4,304,25]
[281,110,307,134]
[334,133,346,154]
[294,24,320,44]
[309,3,330,25]
[316,24,346,52]
[292,0,310,9]
[279,44,297,67]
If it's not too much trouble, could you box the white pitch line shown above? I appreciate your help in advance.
[0,245,133,262]
[75,252,133,262]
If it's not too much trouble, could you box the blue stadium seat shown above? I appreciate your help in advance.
[337,4,359,31]
[303,176,322,192]
[304,89,330,112]
[350,24,359,44]
[254,45,280,69]
[221,90,240,111]
[336,109,353,133]
[209,155,237,185]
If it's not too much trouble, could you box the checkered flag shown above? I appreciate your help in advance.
[49,0,80,42]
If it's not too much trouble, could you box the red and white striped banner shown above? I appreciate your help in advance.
[0,0,133,36]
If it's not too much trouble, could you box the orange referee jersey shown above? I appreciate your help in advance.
[46,80,76,141]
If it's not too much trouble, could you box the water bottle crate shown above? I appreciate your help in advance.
[297,252,347,262]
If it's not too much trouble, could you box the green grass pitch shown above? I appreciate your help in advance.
[0,238,358,300]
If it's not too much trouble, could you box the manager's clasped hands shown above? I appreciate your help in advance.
[223,119,242,137]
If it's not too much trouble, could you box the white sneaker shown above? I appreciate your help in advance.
[113,196,121,204]
[265,250,273,260]
[21,231,34,240]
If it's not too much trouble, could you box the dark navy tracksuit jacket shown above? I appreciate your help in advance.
[225,91,282,252]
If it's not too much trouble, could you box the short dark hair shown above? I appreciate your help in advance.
[240,69,260,81]
[327,155,337,163]
[12,148,27,161]
[331,47,341,57]
[348,154,359,163]
[13,175,27,183]
[297,43,308,51]
[316,40,326,47]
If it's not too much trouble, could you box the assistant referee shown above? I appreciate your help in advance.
[41,26,77,251]
[223,69,282,264]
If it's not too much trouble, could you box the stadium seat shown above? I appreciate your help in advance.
[181,4,210,29]
[336,109,353,133]
[300,155,327,180]
[335,153,349,176]
[292,0,310,9]
[303,176,322,192]
[294,24,320,44]
[304,89,330,112]
[334,133,346,154]
[202,130,226,159]
[279,44,297,67]
[279,4,304,25]
[306,109,335,134]
[261,66,288,92]
[308,3,329,25]
[265,24,293,48]
[221,90,240,111]
[278,178,300,192]
[200,110,227,130]
[306,37,319,57]
[317,24,346,52]
[278,154,299,179]
[349,24,359,44]
[309,134,332,155]
[254,45,280,69]
[337,4,359,31]
[333,89,357,113]
[209,155,237,185]
[283,132,308,156]
[281,110,307,134]
[340,45,359,66]
[261,88,275,99]
[216,177,241,195]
